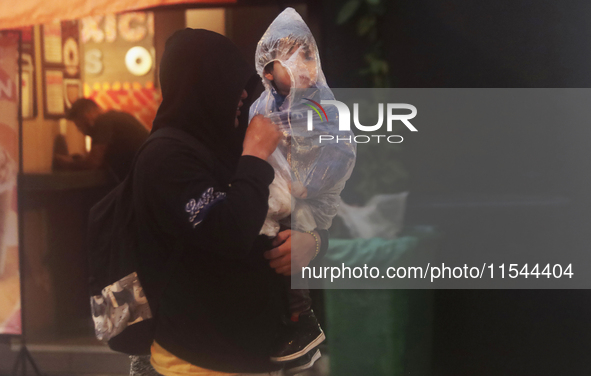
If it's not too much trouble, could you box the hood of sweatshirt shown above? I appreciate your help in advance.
[152,28,258,169]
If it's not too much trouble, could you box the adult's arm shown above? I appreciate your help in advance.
[53,143,106,170]
[135,138,274,260]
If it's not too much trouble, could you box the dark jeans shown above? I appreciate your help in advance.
[286,275,312,315]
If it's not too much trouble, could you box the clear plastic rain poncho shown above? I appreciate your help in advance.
[249,8,357,237]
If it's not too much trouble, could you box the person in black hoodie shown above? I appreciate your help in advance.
[131,29,325,375]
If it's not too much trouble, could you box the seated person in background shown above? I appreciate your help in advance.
[55,98,149,181]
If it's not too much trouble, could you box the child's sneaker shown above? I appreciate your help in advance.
[270,310,325,362]
[283,347,321,375]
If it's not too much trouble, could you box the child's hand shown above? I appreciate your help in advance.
[242,115,281,161]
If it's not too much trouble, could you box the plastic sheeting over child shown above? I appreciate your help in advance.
[250,8,356,237]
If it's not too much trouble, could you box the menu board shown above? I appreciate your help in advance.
[42,20,82,118]
[45,70,65,115]
[0,30,21,336]
[43,21,63,64]
[20,27,36,119]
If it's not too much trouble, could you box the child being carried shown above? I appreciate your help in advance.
[249,7,357,371]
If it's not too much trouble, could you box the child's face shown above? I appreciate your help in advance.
[266,61,292,96]
[264,44,318,96]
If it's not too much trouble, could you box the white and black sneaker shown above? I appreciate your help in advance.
[283,348,321,375]
[270,310,325,363]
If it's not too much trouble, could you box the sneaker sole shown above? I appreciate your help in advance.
[285,349,322,375]
[270,331,326,362]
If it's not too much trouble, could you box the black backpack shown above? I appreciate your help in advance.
[88,127,201,355]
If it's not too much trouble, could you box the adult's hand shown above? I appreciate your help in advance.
[242,114,281,161]
[264,229,319,276]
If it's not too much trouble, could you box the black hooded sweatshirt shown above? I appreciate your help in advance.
[131,29,284,373]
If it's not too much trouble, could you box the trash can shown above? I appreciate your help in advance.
[322,226,439,376]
